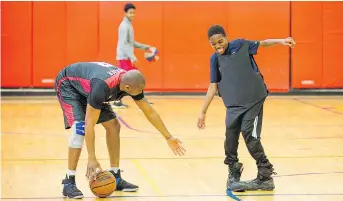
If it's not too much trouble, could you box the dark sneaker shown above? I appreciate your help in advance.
[62,175,84,199]
[112,101,128,109]
[109,170,139,192]
[226,162,244,192]
[230,173,276,191]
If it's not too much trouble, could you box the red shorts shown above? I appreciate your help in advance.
[118,59,137,71]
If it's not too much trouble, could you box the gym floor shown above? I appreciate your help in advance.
[2,95,343,201]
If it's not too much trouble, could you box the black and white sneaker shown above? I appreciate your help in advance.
[109,170,139,192]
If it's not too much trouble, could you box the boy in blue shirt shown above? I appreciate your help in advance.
[198,24,295,192]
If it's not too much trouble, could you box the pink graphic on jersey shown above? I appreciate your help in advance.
[56,77,90,93]
[55,71,125,127]
[56,77,91,127]
[104,70,126,88]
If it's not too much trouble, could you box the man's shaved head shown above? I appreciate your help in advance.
[121,70,146,86]
[120,70,146,96]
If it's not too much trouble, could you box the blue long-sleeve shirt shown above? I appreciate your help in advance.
[116,17,150,62]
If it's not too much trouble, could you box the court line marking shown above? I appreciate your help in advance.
[3,125,343,138]
[293,98,343,116]
[2,98,343,139]
[273,172,343,177]
[131,159,165,197]
[3,111,343,161]
[2,97,342,200]
[3,156,343,162]
[2,193,343,200]
[227,189,242,201]
[1,95,343,103]
[116,113,343,140]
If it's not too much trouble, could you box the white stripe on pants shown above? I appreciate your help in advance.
[252,116,258,138]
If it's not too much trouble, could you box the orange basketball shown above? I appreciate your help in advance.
[89,171,117,198]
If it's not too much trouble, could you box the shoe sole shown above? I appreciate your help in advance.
[119,188,139,192]
[231,187,275,192]
[63,195,84,199]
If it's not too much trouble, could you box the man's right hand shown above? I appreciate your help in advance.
[167,137,186,156]
[86,157,102,180]
[197,112,206,129]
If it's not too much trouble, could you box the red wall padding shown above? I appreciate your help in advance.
[1,2,32,87]
[2,1,343,90]
[291,2,343,89]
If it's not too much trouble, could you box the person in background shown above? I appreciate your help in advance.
[114,3,154,108]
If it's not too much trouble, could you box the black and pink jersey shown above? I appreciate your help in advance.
[55,62,144,109]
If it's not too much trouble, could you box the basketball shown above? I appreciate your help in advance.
[89,171,117,198]
[144,47,159,62]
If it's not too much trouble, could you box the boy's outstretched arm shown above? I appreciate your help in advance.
[260,37,296,48]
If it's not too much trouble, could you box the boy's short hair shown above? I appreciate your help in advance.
[208,25,226,39]
[124,3,136,12]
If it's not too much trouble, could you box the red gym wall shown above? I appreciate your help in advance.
[1,1,343,92]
